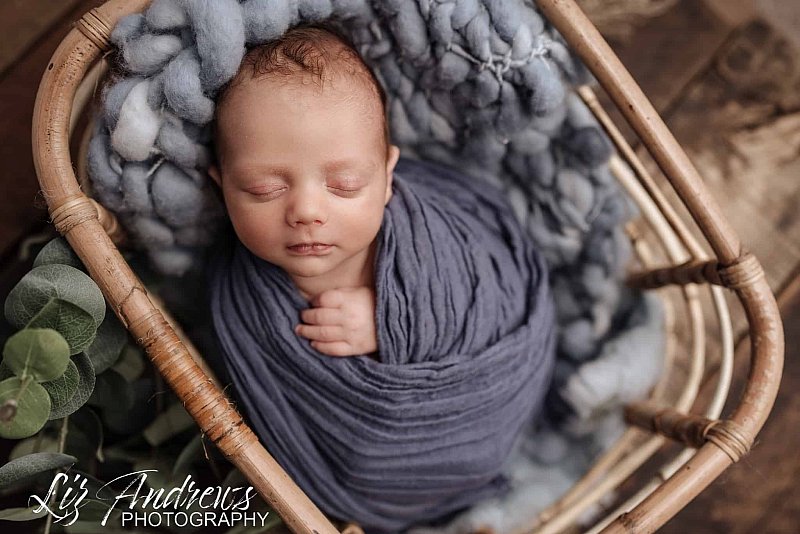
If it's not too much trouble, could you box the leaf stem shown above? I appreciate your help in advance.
[42,415,69,534]
[25,297,56,330]
[14,375,33,402]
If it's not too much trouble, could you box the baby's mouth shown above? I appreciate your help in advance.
[287,243,333,254]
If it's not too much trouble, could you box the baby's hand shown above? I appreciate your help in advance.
[295,287,378,358]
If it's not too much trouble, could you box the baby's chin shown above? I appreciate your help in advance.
[277,258,335,279]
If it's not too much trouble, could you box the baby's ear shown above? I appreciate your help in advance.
[208,164,222,187]
[384,145,400,204]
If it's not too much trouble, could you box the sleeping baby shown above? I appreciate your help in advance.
[207,22,556,533]
[209,24,396,360]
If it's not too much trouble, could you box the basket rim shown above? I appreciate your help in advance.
[29,1,784,533]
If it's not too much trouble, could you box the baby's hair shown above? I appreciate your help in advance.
[213,22,391,160]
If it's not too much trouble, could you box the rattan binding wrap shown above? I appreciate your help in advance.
[32,1,784,533]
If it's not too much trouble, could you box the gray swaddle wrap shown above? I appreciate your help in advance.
[208,157,557,532]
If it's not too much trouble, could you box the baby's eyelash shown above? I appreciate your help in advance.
[246,185,362,199]
[249,187,286,199]
[327,185,361,196]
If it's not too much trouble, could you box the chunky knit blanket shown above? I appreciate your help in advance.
[88,0,637,367]
[207,157,557,531]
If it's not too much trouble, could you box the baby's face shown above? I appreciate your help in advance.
[210,74,399,282]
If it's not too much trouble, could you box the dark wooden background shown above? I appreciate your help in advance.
[0,1,798,532]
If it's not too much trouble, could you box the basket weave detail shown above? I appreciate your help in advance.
[50,195,99,234]
[134,308,257,458]
[627,251,765,290]
[718,252,764,290]
[625,403,716,448]
[75,9,113,52]
[705,420,751,463]
[30,0,784,531]
[88,198,125,243]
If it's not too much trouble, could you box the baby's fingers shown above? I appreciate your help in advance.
[310,341,358,357]
[295,324,345,342]
[300,307,341,325]
[310,289,345,309]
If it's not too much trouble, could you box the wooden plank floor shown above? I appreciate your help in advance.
[0,0,103,258]
[0,1,798,533]
[660,276,800,533]
[595,3,800,532]
[609,8,800,375]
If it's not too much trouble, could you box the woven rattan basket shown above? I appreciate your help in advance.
[32,0,784,532]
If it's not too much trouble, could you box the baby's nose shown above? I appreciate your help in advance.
[286,188,328,227]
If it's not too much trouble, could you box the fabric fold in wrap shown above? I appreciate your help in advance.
[208,157,557,532]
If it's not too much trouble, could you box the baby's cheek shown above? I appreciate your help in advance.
[231,216,279,255]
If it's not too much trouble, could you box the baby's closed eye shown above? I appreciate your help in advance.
[326,177,365,196]
[245,186,286,199]
[241,176,367,200]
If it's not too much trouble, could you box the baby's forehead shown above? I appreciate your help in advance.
[217,63,385,130]
[213,29,389,155]
[217,75,382,136]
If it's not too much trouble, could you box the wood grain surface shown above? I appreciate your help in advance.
[0,1,798,532]
[598,3,800,532]
[0,0,104,259]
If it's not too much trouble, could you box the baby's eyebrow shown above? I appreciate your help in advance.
[231,164,291,180]
[323,159,374,174]
[232,158,376,179]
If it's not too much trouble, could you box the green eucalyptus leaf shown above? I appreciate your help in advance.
[3,328,70,382]
[0,505,49,521]
[48,353,95,420]
[27,299,98,356]
[69,498,112,522]
[0,361,11,381]
[4,264,105,330]
[111,345,145,382]
[9,436,60,460]
[42,359,80,413]
[132,456,177,491]
[0,452,76,489]
[58,470,110,503]
[33,237,84,270]
[0,378,51,439]
[84,308,127,374]
[62,422,97,466]
[172,436,203,479]
[143,401,194,447]
[69,407,105,463]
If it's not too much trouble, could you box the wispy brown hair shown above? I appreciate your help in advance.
[213,22,390,159]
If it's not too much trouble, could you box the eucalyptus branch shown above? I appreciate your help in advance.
[42,415,69,534]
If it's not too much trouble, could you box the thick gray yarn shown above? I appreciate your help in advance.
[88,0,635,368]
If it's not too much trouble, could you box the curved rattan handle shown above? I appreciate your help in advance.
[31,0,784,532]
[534,1,784,532]
[30,1,339,533]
